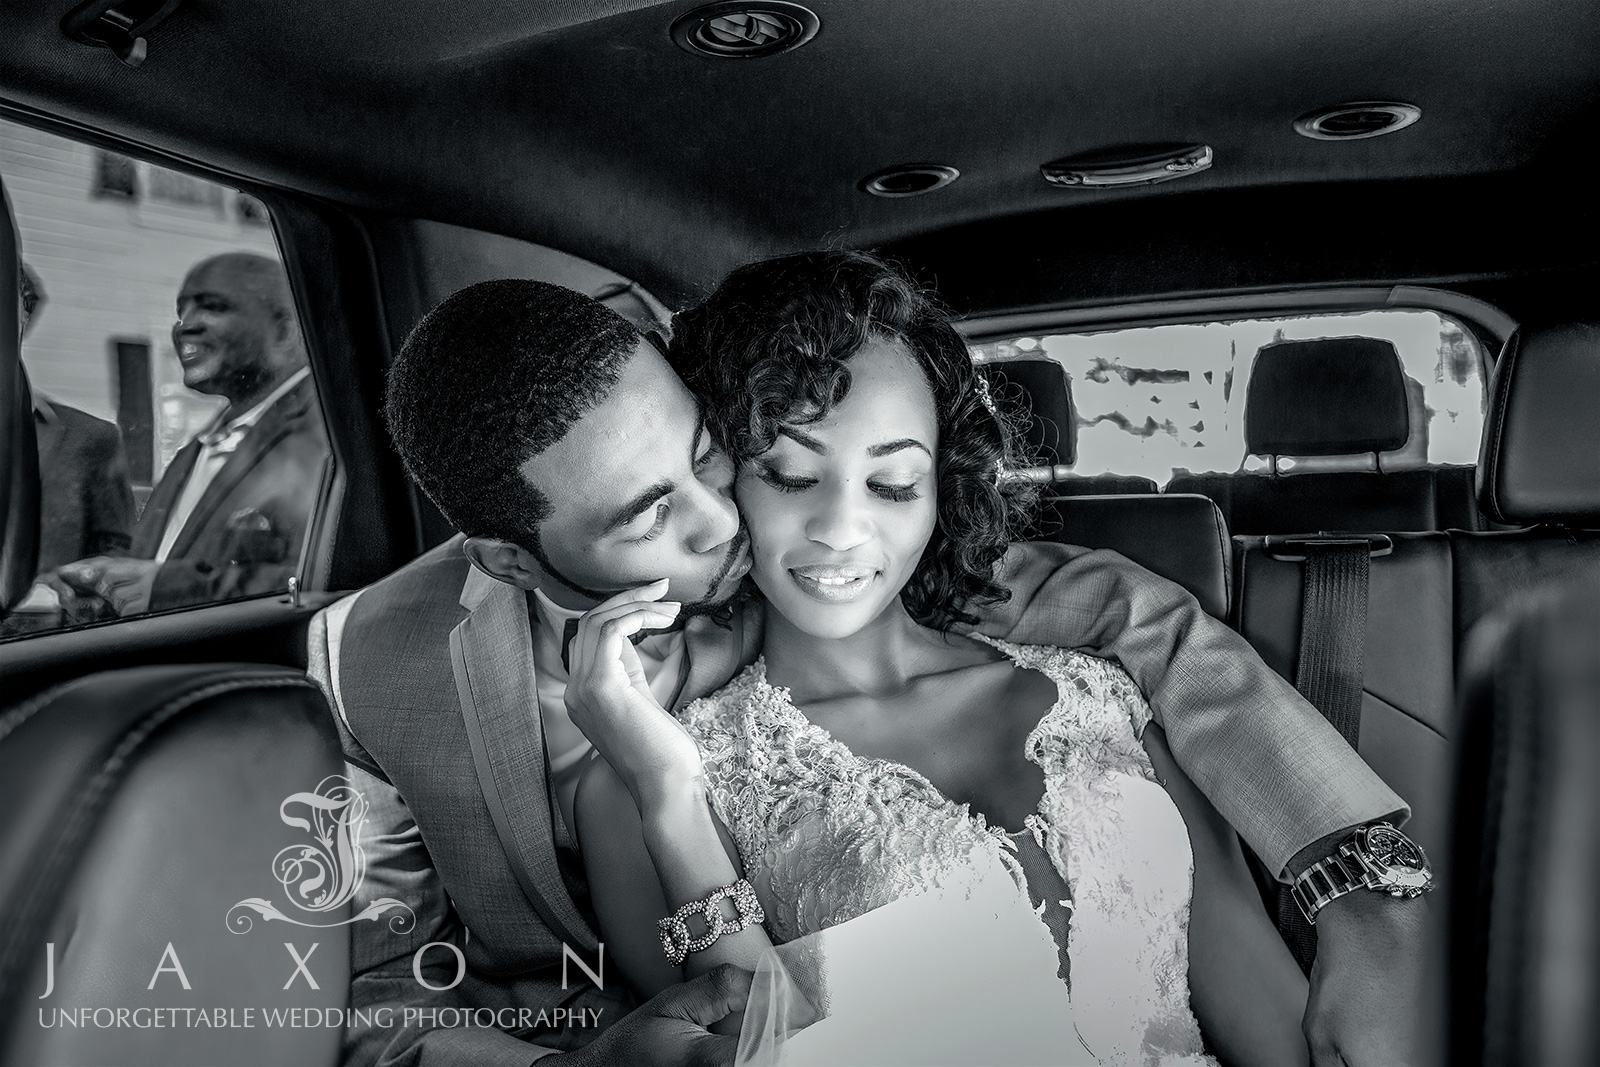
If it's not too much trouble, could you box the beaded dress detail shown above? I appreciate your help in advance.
[679,637,1212,1066]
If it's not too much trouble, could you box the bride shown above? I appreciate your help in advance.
[566,251,1309,1066]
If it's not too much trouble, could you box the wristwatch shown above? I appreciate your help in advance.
[1291,822,1433,925]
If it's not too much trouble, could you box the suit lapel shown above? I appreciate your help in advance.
[132,442,200,558]
[449,568,598,951]
[167,383,313,559]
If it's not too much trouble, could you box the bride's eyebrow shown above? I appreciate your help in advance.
[777,426,827,454]
[868,438,932,459]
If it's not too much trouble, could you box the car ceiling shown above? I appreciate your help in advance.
[3,0,1599,309]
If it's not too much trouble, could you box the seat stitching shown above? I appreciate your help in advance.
[0,676,98,748]
[0,675,318,1008]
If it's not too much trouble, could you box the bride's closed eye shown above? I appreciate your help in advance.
[871,481,921,503]
[754,463,817,493]
[754,462,922,503]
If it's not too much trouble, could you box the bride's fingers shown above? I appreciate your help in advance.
[568,578,673,671]
[589,578,671,613]
[572,588,679,648]
[572,603,681,680]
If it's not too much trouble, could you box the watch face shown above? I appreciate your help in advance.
[1362,824,1430,887]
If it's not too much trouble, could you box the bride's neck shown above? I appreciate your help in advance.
[761,597,952,706]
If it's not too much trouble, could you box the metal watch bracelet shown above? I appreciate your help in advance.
[1291,842,1369,924]
[1291,821,1432,924]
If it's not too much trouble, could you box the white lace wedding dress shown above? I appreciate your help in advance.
[679,637,1215,1067]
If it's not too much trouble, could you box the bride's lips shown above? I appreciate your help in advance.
[789,563,879,604]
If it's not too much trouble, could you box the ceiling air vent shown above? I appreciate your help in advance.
[671,2,819,58]
[1040,144,1213,189]
[1294,103,1421,141]
[859,165,960,198]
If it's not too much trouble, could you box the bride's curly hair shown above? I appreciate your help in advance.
[671,250,1040,630]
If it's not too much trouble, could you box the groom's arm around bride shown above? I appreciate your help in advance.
[974,539,1427,1066]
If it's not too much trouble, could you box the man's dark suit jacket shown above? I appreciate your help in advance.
[33,397,134,574]
[131,376,328,610]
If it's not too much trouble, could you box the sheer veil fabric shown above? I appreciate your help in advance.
[734,848,1091,1066]
[681,638,1216,1066]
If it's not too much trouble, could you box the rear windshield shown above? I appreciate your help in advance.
[969,309,1486,488]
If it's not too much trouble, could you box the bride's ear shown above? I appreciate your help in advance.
[462,536,548,590]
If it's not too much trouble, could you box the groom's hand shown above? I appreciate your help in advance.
[562,964,751,1067]
[565,580,704,802]
[1303,889,1433,1067]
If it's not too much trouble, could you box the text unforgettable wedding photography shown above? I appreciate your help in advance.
[1,2,1597,1066]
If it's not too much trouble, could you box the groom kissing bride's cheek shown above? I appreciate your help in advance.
[313,251,1431,1067]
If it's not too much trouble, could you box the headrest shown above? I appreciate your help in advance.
[1037,493,1230,620]
[1477,323,1600,526]
[1245,337,1409,455]
[992,358,1077,467]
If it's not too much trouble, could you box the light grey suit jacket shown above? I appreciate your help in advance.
[309,535,1403,1066]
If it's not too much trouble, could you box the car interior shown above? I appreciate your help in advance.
[1,1,1597,1065]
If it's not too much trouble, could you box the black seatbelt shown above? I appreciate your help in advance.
[1265,535,1382,973]
[1294,541,1371,746]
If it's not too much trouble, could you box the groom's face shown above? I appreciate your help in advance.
[519,341,750,610]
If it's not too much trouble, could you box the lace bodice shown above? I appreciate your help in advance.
[680,638,1211,1066]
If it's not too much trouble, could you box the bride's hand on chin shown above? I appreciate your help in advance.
[564,579,703,804]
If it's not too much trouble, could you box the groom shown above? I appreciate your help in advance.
[313,265,1423,1067]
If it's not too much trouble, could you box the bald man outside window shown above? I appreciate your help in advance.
[47,253,329,617]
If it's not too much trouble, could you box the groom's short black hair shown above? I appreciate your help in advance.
[385,278,641,548]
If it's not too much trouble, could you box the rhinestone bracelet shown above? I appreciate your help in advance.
[657,878,765,966]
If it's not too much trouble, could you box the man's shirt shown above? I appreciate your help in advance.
[529,586,687,835]
[154,367,310,561]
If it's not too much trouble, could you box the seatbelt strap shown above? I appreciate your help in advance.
[1294,542,1370,746]
[1279,539,1372,972]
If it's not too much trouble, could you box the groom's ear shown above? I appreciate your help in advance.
[462,536,548,591]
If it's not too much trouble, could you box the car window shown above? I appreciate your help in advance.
[2,118,330,637]
[970,309,1486,488]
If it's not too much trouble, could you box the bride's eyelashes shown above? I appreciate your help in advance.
[754,464,817,493]
[873,482,921,503]
[754,462,923,503]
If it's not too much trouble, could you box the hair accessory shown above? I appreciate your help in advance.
[658,878,765,965]
[973,372,1000,419]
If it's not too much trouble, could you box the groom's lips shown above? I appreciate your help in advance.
[789,563,879,604]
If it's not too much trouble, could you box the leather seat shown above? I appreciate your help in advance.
[1450,321,1600,640]
[1449,580,1600,1067]
[1232,531,1457,863]
[0,665,350,1067]
[1229,320,1600,946]
[1169,337,1484,534]
[1037,493,1231,620]
[989,362,1231,618]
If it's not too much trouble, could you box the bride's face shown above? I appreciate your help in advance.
[735,336,939,640]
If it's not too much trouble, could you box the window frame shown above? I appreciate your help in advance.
[958,286,1515,485]
[957,285,1516,388]
[0,100,348,641]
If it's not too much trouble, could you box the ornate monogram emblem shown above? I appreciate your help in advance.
[227,775,416,933]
